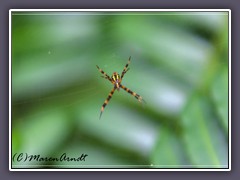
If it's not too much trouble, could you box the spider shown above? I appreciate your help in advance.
[96,56,146,119]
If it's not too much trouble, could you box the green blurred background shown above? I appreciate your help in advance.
[11,11,229,169]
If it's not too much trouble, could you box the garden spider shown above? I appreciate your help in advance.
[96,56,145,119]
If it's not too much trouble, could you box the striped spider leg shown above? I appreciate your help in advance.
[99,87,116,119]
[121,56,131,79]
[96,56,145,119]
[96,65,113,83]
[120,84,146,104]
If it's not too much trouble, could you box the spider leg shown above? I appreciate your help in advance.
[101,75,111,80]
[121,56,131,79]
[99,87,116,119]
[96,65,112,83]
[120,84,146,104]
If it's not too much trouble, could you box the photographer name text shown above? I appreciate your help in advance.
[12,153,88,163]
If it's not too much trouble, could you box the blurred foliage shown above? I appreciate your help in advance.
[11,11,229,169]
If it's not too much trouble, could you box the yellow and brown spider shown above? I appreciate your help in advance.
[96,56,145,119]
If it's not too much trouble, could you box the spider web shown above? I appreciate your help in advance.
[12,58,123,120]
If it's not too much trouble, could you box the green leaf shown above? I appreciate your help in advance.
[12,109,70,167]
[211,66,229,132]
[181,94,228,168]
[75,100,159,157]
[151,127,190,168]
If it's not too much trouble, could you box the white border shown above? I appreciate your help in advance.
[9,9,231,171]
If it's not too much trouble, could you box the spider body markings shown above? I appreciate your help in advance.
[96,56,145,119]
